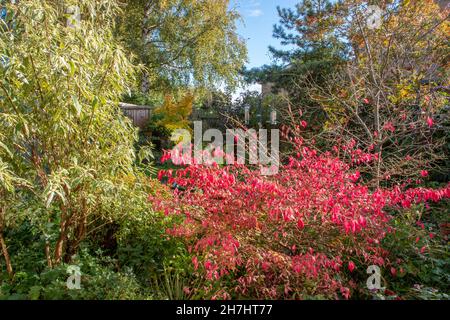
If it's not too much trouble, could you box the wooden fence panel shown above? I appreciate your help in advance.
[119,102,152,130]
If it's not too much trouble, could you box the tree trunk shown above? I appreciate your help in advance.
[54,207,68,264]
[0,207,13,277]
[54,223,67,264]
[45,240,53,268]
[140,1,154,93]
[0,232,13,277]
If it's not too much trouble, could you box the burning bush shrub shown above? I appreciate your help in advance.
[151,134,450,299]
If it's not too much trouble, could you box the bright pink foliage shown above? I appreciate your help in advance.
[348,261,356,272]
[150,137,450,299]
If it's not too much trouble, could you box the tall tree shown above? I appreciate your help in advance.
[244,0,348,130]
[270,0,348,65]
[279,0,449,185]
[116,0,247,94]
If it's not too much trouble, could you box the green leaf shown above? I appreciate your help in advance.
[69,60,76,77]
[45,191,55,208]
[0,141,13,158]
[28,286,41,300]
[72,95,82,116]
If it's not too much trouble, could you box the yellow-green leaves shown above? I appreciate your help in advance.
[68,60,76,77]
[154,94,194,133]
[0,160,16,193]
[0,139,12,158]
[71,95,82,116]
[0,0,147,263]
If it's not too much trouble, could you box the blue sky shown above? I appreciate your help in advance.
[231,0,299,69]
[228,1,298,98]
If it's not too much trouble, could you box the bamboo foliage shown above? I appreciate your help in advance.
[0,0,152,270]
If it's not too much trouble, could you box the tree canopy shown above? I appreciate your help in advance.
[116,0,247,94]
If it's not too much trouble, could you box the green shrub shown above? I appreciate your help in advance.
[368,203,450,299]
[1,248,145,300]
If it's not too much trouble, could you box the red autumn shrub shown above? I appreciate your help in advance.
[150,137,450,299]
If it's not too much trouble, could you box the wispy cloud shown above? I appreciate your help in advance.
[237,0,262,17]
[232,0,263,18]
[248,8,263,17]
